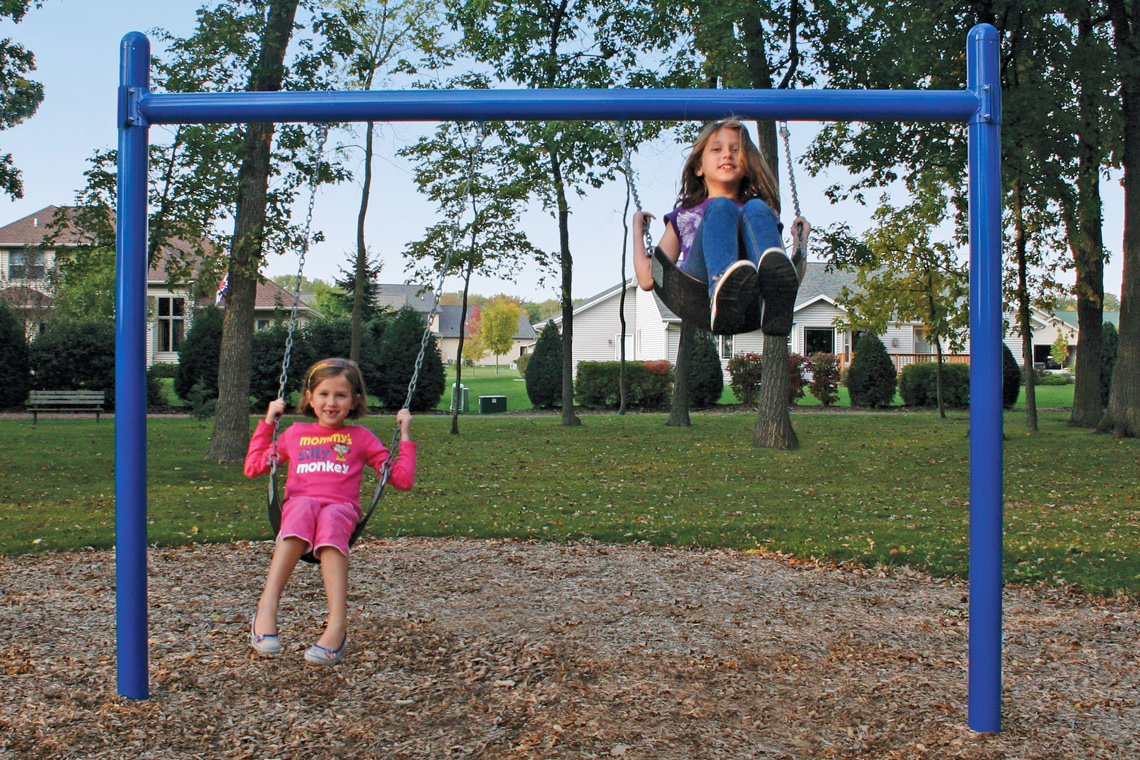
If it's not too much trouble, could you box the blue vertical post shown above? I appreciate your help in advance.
[966,23,1003,733]
[116,31,151,700]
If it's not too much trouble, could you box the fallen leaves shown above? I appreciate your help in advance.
[0,538,1137,759]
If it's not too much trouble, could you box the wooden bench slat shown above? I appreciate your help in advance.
[26,390,106,423]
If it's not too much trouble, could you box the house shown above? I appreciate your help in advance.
[0,205,321,366]
[552,261,1085,376]
[433,304,537,366]
[1034,308,1119,370]
[376,283,537,366]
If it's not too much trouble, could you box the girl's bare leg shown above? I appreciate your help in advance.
[255,536,307,636]
[315,547,349,650]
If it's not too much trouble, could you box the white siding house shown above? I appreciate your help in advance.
[549,261,1074,375]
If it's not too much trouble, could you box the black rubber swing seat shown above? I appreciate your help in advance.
[650,246,764,335]
[649,246,806,337]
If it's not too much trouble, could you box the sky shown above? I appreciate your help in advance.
[0,1,1127,303]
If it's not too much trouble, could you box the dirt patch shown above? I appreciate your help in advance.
[1,538,1136,759]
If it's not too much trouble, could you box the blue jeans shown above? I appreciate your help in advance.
[681,198,784,299]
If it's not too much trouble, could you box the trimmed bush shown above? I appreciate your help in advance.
[29,320,116,402]
[249,323,292,411]
[575,361,672,409]
[292,318,384,398]
[727,352,763,405]
[146,365,167,409]
[847,334,897,408]
[375,306,445,412]
[1002,343,1021,409]
[516,352,531,378]
[1037,372,1073,386]
[526,321,562,408]
[788,352,808,404]
[689,330,724,408]
[808,352,840,406]
[1101,321,1118,406]
[0,300,29,408]
[898,362,970,408]
[175,305,223,402]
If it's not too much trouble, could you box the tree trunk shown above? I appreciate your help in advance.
[451,261,474,436]
[1069,14,1107,427]
[1097,1,1140,438]
[753,335,798,450]
[351,121,375,364]
[207,0,301,463]
[667,321,694,427]
[547,141,579,427]
[1012,176,1038,431]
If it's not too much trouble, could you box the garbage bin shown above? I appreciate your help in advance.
[478,394,507,414]
[450,383,469,412]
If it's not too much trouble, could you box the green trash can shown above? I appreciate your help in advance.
[478,394,507,414]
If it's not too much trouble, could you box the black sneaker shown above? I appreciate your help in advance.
[710,260,759,335]
[757,247,800,336]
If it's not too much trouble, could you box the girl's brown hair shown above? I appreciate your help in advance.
[676,118,780,212]
[296,358,369,420]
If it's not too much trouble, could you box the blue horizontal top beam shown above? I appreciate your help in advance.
[136,86,981,127]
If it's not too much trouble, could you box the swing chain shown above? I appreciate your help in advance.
[270,122,331,469]
[778,121,801,220]
[616,122,654,255]
[375,122,488,485]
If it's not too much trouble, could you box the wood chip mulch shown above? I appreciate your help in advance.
[1,537,1136,759]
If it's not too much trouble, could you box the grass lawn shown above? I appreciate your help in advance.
[3,404,1136,597]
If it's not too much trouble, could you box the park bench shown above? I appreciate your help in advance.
[26,390,106,424]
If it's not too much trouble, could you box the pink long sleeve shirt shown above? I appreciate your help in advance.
[244,420,416,510]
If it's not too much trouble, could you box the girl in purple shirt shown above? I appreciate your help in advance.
[245,358,416,664]
[632,118,810,335]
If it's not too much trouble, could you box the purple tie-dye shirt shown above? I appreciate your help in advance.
[663,198,744,262]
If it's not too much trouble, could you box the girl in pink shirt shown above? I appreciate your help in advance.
[244,358,416,664]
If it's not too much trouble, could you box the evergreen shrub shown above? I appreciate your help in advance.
[0,300,29,408]
[175,305,223,402]
[29,320,115,402]
[525,321,562,408]
[847,335,897,407]
[1002,343,1021,409]
[249,323,291,411]
[1101,322,1118,406]
[375,307,445,412]
[689,331,724,407]
[898,362,970,407]
[575,361,672,409]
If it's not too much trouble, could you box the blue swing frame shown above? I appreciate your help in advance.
[115,24,1005,732]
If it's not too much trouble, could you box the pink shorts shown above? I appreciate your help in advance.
[277,497,360,557]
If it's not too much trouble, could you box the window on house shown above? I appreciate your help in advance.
[719,335,734,360]
[8,249,46,280]
[156,296,185,352]
[255,319,271,331]
[804,327,835,356]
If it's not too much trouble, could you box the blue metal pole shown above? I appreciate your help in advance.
[115,30,151,700]
[966,23,1003,733]
[136,87,979,127]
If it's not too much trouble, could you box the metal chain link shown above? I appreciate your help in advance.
[374,122,488,487]
[778,121,801,219]
[616,122,654,255]
[270,123,330,473]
